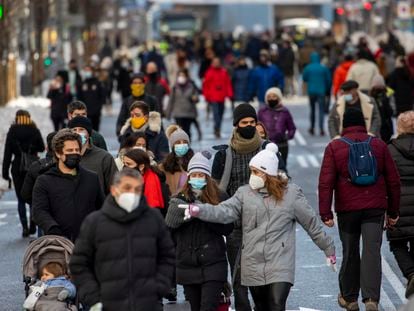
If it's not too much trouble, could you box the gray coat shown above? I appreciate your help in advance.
[196,183,335,286]
[167,83,199,119]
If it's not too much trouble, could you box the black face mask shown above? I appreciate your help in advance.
[148,72,158,81]
[63,154,81,169]
[268,99,279,108]
[237,125,256,139]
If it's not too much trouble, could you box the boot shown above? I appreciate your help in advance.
[338,294,359,311]
[22,227,29,238]
[308,128,315,136]
[164,288,177,303]
[406,274,414,298]
[29,221,37,235]
[214,129,221,139]
[364,299,378,311]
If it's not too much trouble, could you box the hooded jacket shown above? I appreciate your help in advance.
[302,52,331,96]
[387,134,414,240]
[332,60,354,96]
[32,165,104,241]
[258,104,296,144]
[69,196,175,310]
[248,64,284,102]
[202,66,233,103]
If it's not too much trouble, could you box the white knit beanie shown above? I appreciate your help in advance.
[188,151,212,177]
[249,143,279,176]
[265,87,283,105]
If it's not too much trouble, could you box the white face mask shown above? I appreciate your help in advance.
[133,146,146,152]
[177,76,187,85]
[249,174,265,190]
[116,192,141,213]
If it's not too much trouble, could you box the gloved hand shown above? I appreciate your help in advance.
[57,289,69,301]
[326,255,337,272]
[178,204,200,220]
[90,302,103,311]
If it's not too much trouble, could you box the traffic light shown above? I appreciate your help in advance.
[363,1,373,11]
[0,4,4,20]
[43,56,53,67]
[336,7,345,16]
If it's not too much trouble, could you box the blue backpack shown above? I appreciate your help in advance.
[340,136,378,186]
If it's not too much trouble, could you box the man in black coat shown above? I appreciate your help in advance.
[32,129,104,241]
[69,168,175,311]
[116,73,159,136]
[77,65,105,131]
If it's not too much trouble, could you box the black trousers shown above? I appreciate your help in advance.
[277,143,289,167]
[183,281,223,311]
[390,239,414,280]
[88,114,101,131]
[337,209,385,302]
[249,282,292,311]
[226,233,252,311]
[175,117,194,141]
[51,116,65,131]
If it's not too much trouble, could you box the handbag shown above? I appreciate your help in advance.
[17,142,39,173]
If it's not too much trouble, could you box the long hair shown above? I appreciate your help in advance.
[180,175,221,205]
[14,110,36,127]
[162,149,194,173]
[124,148,164,176]
[265,174,288,202]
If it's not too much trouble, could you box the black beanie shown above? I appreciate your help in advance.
[68,116,93,135]
[343,108,365,129]
[233,103,257,126]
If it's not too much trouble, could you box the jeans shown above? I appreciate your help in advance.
[17,197,28,229]
[249,282,292,311]
[308,95,325,131]
[210,102,225,132]
[337,209,385,302]
[184,281,223,311]
[390,239,414,280]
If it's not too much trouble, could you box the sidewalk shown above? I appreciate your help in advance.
[0,97,53,197]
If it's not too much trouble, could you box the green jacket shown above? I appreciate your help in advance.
[91,130,108,151]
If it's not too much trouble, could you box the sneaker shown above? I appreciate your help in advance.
[406,275,414,298]
[338,294,359,311]
[364,299,378,311]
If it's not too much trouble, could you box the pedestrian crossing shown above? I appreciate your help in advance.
[293,153,324,168]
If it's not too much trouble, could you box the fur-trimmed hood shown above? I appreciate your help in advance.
[120,111,162,135]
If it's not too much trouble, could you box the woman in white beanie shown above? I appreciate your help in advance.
[165,151,232,311]
[178,143,336,310]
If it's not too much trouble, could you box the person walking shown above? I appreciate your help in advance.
[258,87,296,165]
[2,110,45,237]
[346,50,380,94]
[47,73,73,131]
[166,69,200,141]
[145,62,170,114]
[32,129,104,241]
[387,111,414,298]
[277,40,296,97]
[69,168,175,311]
[302,52,332,136]
[328,80,382,139]
[180,143,336,311]
[232,57,251,104]
[332,54,355,98]
[166,151,233,311]
[319,108,401,311]
[202,57,233,138]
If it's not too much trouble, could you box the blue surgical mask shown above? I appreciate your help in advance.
[189,177,207,190]
[174,144,189,157]
[344,94,353,102]
[79,132,88,145]
[83,71,93,79]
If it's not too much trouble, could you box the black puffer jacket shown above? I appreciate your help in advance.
[32,165,104,241]
[69,196,175,311]
[77,77,105,117]
[387,134,414,240]
[166,192,233,285]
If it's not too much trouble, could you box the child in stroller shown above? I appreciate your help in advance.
[22,235,78,311]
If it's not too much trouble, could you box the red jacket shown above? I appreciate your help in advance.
[318,126,400,221]
[332,61,354,96]
[143,169,165,209]
[202,67,233,103]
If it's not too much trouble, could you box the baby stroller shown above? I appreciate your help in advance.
[22,235,79,311]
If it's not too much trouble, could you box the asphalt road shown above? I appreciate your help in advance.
[0,95,407,311]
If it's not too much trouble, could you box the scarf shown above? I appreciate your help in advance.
[230,128,262,154]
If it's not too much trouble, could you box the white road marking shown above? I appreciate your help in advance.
[307,155,320,168]
[380,286,396,311]
[0,213,7,219]
[0,221,7,226]
[295,131,307,146]
[289,139,297,146]
[382,257,407,303]
[297,155,309,168]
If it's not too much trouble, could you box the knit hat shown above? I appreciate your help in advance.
[166,124,190,147]
[341,80,359,91]
[249,143,279,176]
[188,151,212,177]
[343,108,365,129]
[371,74,385,88]
[67,116,93,135]
[233,103,257,126]
[397,111,414,135]
[265,87,283,105]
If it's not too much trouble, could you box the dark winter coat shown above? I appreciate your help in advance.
[387,67,414,115]
[69,196,175,311]
[2,124,45,199]
[387,134,414,240]
[90,130,108,151]
[258,105,296,144]
[319,126,401,221]
[248,64,284,102]
[302,52,331,96]
[232,67,251,102]
[277,46,295,76]
[116,94,159,136]
[21,154,54,205]
[145,77,170,111]
[371,90,394,142]
[166,82,199,119]
[47,85,73,119]
[77,77,105,117]
[166,192,232,285]
[32,165,104,241]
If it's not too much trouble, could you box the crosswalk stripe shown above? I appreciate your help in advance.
[380,286,396,311]
[0,213,7,219]
[307,155,320,168]
[382,257,407,304]
[297,155,309,168]
[295,131,307,146]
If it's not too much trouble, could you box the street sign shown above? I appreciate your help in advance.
[397,1,411,20]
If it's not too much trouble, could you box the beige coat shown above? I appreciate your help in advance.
[346,59,380,91]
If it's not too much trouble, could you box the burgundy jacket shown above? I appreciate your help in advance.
[258,105,296,144]
[318,126,400,221]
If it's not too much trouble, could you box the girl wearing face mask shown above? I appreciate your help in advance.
[165,151,233,311]
[160,125,194,196]
[166,69,202,141]
[179,143,336,311]
[115,132,155,170]
[258,87,296,166]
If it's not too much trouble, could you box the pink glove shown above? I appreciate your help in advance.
[178,204,200,220]
[326,255,337,272]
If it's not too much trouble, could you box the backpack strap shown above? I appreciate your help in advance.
[339,137,355,145]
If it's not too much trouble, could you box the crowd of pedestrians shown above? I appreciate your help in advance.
[2,28,414,311]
